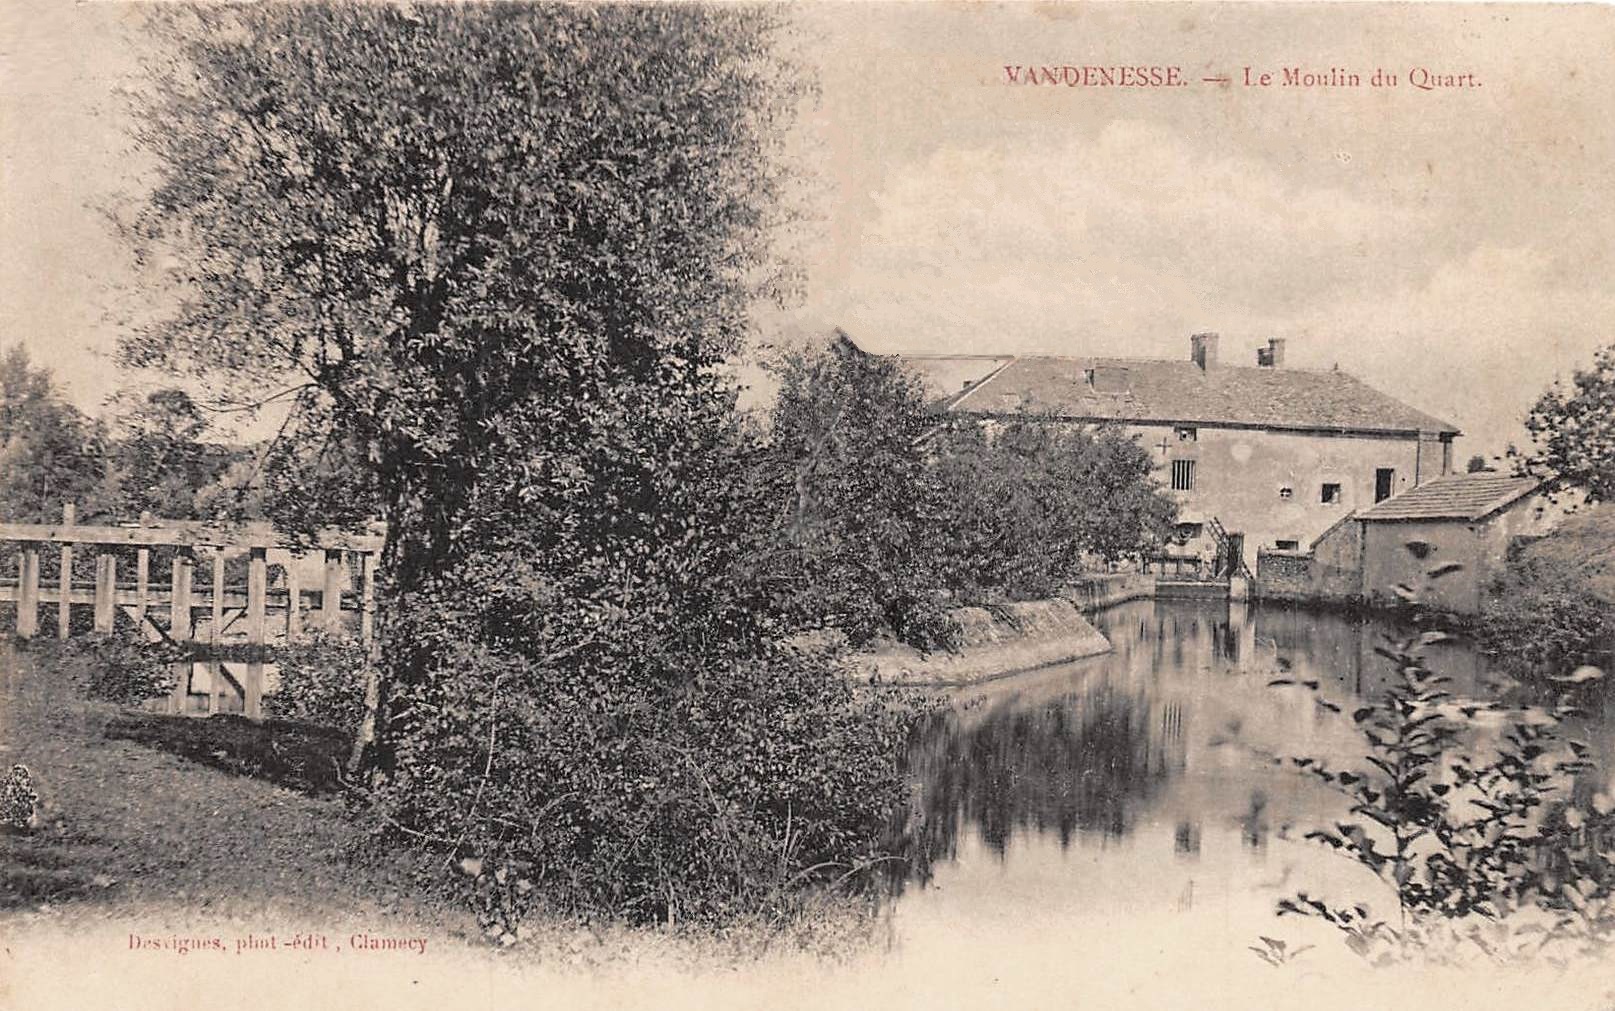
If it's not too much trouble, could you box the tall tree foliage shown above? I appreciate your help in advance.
[102,387,222,519]
[764,340,1177,646]
[929,419,1175,600]
[1521,343,1615,502]
[761,338,947,646]
[0,345,107,522]
[118,5,914,926]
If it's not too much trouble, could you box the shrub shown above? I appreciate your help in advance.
[1266,546,1615,965]
[23,635,184,705]
[1478,556,1615,676]
[366,579,924,934]
[263,633,369,734]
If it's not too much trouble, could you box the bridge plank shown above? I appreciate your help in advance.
[0,521,383,552]
[247,547,267,646]
[17,546,39,638]
[94,554,116,634]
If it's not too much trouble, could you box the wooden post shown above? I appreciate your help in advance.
[58,502,74,639]
[360,550,376,650]
[211,549,225,646]
[94,553,116,634]
[16,545,40,639]
[247,546,267,647]
[209,659,224,714]
[167,658,190,715]
[134,511,152,631]
[242,660,263,720]
[170,554,194,642]
[285,555,302,640]
[322,549,344,632]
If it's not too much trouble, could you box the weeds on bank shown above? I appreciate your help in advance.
[1261,545,1615,968]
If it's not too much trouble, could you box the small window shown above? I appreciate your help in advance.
[1171,459,1196,491]
[1321,482,1342,504]
[1175,426,1198,442]
[1275,539,1300,551]
[1278,486,1293,500]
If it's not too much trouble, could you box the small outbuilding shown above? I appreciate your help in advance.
[1354,473,1550,614]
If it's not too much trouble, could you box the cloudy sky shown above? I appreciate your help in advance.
[3,2,1613,456]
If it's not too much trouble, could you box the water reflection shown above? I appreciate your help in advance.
[901,680,1179,878]
[892,599,1615,897]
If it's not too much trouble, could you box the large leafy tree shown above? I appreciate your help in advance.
[101,387,224,519]
[761,336,946,645]
[1521,344,1615,502]
[0,344,107,522]
[763,338,1177,644]
[929,419,1175,599]
[117,5,912,925]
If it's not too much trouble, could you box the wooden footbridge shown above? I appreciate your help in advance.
[1,506,384,717]
[2,505,383,647]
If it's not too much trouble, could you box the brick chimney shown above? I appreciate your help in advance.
[1190,331,1220,370]
[1256,337,1287,368]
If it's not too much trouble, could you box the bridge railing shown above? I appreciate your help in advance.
[1,504,385,650]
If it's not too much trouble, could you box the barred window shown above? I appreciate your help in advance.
[1171,459,1196,491]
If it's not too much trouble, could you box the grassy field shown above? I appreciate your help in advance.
[0,642,464,932]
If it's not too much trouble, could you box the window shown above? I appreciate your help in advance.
[1278,485,1293,500]
[1275,539,1300,551]
[1175,426,1198,442]
[1375,468,1396,503]
[1321,482,1342,504]
[1171,459,1196,491]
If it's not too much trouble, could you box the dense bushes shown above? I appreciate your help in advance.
[1477,508,1615,675]
[263,633,369,734]
[927,419,1175,602]
[367,552,923,931]
[19,635,182,706]
[1479,559,1615,674]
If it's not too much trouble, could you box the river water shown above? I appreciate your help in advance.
[879,598,1615,998]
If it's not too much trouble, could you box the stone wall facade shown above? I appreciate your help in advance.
[1122,421,1447,572]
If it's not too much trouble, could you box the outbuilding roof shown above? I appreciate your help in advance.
[913,355,1460,436]
[1356,474,1541,522]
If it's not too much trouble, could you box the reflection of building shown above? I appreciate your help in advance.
[847,331,1460,570]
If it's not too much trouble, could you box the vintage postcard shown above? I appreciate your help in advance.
[3,2,1614,1009]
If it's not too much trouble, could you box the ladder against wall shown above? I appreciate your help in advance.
[1,504,385,650]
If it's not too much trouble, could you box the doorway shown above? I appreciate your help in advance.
[1375,468,1395,503]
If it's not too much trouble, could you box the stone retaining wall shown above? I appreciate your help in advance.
[1060,573,1155,612]
[846,598,1111,687]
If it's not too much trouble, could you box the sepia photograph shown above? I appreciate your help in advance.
[3,1,1615,1008]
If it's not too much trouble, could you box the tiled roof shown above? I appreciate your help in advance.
[925,355,1460,436]
[1357,474,1540,522]
[888,354,1014,408]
